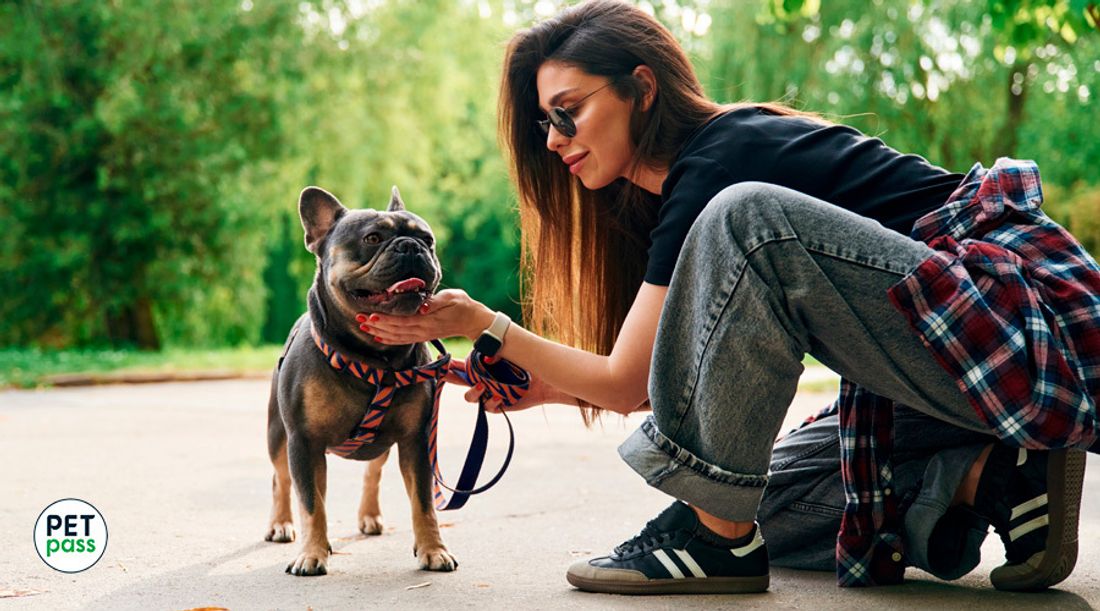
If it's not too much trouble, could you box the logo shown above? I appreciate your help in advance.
[33,499,108,573]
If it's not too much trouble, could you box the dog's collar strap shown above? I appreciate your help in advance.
[311,325,451,454]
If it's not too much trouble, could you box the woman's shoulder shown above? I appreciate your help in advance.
[676,106,826,162]
[673,105,863,175]
[678,106,763,151]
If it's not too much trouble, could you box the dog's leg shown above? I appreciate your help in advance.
[398,436,457,571]
[358,447,390,536]
[265,378,296,543]
[285,434,332,576]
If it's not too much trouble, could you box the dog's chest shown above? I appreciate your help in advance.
[303,366,435,451]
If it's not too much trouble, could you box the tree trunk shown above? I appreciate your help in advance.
[996,61,1028,156]
[106,297,161,350]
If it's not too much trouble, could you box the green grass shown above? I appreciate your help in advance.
[3,338,814,389]
[797,378,841,393]
[0,338,475,389]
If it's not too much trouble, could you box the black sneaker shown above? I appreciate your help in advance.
[980,446,1087,591]
[566,501,769,595]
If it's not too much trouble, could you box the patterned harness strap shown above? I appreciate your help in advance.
[311,324,453,456]
[309,322,529,510]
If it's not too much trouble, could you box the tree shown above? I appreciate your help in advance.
[0,0,310,348]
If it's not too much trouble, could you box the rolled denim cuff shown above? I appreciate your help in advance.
[902,444,988,579]
[618,416,768,522]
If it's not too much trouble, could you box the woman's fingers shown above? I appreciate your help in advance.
[418,289,466,316]
[359,315,431,344]
[356,291,471,343]
[464,385,484,403]
[442,364,469,387]
[460,384,508,413]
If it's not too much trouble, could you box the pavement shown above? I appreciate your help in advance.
[1,373,1098,610]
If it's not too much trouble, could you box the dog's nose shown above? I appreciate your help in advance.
[392,237,423,255]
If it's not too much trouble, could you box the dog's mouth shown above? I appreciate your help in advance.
[347,277,430,306]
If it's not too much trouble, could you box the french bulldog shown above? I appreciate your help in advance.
[264,185,457,576]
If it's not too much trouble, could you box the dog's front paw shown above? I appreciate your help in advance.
[417,546,458,572]
[265,521,296,543]
[286,548,330,576]
[359,514,384,536]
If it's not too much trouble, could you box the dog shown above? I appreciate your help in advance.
[264,185,457,576]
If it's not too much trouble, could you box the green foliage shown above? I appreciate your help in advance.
[985,0,1099,50]
[270,0,522,323]
[0,0,309,348]
[1041,182,1100,255]
[1,0,1097,351]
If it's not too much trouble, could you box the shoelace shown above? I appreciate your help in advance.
[614,521,675,556]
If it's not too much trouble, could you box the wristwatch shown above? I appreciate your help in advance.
[474,311,511,358]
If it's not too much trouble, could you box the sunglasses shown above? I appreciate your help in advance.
[537,81,614,138]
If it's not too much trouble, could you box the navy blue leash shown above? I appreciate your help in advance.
[428,341,529,510]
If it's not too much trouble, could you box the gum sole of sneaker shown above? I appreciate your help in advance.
[991,448,1085,591]
[566,572,769,595]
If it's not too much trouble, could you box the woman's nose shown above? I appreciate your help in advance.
[545,125,569,151]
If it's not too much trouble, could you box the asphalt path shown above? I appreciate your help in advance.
[1,376,1097,610]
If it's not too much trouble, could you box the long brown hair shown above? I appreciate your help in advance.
[499,0,812,419]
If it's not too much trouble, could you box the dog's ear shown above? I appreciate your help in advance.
[299,187,347,255]
[387,185,405,212]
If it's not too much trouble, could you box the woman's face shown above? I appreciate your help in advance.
[536,61,636,190]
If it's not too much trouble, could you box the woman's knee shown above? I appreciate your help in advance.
[692,181,799,244]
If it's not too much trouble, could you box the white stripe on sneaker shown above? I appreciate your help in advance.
[731,529,765,558]
[1010,493,1048,521]
[1009,514,1049,542]
[1017,448,1027,467]
[652,549,685,579]
[673,549,707,578]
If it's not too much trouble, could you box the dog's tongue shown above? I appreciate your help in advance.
[385,278,426,295]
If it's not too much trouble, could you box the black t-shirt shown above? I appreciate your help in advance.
[645,107,965,286]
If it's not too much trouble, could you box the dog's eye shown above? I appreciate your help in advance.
[421,236,434,248]
[364,233,382,245]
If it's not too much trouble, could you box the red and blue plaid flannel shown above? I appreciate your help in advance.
[834,158,1100,586]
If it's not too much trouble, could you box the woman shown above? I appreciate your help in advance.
[361,0,1099,595]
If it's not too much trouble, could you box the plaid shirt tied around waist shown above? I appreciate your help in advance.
[835,158,1100,587]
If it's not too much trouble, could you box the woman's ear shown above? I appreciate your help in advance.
[632,64,658,112]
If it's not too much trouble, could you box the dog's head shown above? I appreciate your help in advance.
[299,186,441,321]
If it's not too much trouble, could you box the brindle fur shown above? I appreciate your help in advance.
[264,186,456,576]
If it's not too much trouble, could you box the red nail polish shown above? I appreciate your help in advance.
[355,314,367,323]
[360,324,369,331]
[369,315,379,322]
[374,336,383,343]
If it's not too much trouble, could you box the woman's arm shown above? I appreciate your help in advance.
[364,282,668,414]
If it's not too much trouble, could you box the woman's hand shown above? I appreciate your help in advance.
[442,356,574,414]
[358,289,495,344]
[462,369,570,414]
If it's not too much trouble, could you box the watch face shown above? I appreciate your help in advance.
[475,334,503,357]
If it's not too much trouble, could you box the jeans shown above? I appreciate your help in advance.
[760,408,993,578]
[619,182,999,579]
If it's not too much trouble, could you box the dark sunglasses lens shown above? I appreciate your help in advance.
[550,107,576,137]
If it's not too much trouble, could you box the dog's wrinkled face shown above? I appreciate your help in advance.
[299,186,441,317]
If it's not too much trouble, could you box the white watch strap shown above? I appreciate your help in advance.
[486,311,511,341]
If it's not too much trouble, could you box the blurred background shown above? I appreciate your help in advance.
[1,0,1097,385]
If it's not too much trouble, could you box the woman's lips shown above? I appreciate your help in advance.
[565,152,588,175]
